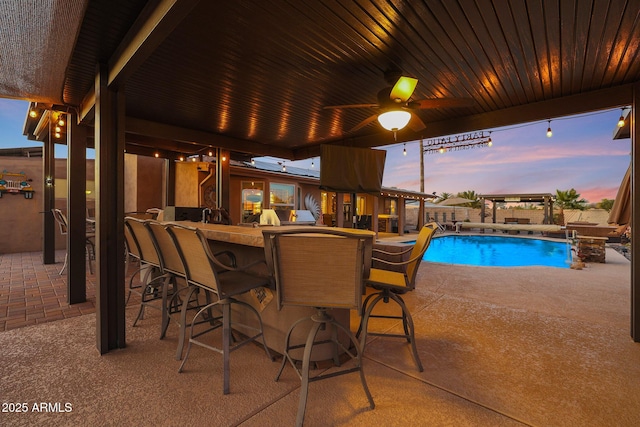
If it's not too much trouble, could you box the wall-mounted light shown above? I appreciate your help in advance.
[546,120,553,138]
[45,177,53,187]
[618,108,626,127]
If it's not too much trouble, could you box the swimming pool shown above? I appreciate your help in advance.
[422,235,572,268]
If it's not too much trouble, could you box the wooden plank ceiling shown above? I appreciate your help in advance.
[9,0,640,159]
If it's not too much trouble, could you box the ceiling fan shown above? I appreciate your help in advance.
[324,72,474,134]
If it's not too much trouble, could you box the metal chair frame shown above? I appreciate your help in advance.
[167,223,273,395]
[51,208,95,274]
[263,228,376,427]
[124,217,180,338]
[356,223,437,372]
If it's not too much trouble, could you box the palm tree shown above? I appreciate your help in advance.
[436,192,452,203]
[456,190,481,208]
[554,188,587,224]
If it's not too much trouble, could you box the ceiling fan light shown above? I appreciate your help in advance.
[378,110,411,131]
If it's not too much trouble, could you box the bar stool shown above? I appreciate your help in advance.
[125,217,178,338]
[356,223,437,372]
[262,228,375,427]
[167,223,273,395]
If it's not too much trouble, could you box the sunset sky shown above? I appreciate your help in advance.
[0,98,630,204]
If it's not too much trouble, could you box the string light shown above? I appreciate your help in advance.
[546,120,553,138]
[154,152,159,158]
[251,158,255,165]
[311,158,315,168]
[403,143,407,156]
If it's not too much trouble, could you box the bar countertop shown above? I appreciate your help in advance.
[168,222,376,247]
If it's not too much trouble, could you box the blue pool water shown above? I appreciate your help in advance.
[422,235,572,268]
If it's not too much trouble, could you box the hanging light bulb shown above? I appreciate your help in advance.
[57,115,65,126]
[54,126,61,133]
[221,155,227,161]
[29,110,37,118]
[618,109,626,127]
[282,163,286,172]
[546,120,553,138]
[487,137,493,147]
[311,158,315,168]
[208,150,213,157]
[403,143,407,156]
[251,158,255,165]
[438,146,446,154]
[154,152,159,158]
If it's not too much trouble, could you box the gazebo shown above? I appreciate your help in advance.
[479,193,555,225]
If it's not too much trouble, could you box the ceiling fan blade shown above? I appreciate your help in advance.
[323,103,378,110]
[407,114,426,132]
[349,114,379,132]
[389,76,418,103]
[410,98,475,109]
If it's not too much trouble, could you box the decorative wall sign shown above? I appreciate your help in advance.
[0,170,35,199]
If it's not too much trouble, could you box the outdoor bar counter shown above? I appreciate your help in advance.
[168,221,376,360]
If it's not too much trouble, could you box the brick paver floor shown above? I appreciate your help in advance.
[0,250,100,332]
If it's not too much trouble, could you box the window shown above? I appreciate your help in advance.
[241,181,264,223]
[269,183,295,210]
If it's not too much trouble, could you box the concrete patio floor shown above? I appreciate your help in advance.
[1,243,639,426]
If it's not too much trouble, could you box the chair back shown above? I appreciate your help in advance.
[124,219,141,260]
[263,228,374,311]
[124,217,161,268]
[405,223,437,287]
[52,209,68,236]
[166,224,220,294]
[146,221,186,278]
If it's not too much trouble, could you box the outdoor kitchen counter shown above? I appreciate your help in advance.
[166,222,375,359]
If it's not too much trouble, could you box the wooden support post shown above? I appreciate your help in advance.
[95,64,126,353]
[67,115,88,304]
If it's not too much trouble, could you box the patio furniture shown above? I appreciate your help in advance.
[51,208,95,274]
[262,228,375,427]
[168,224,273,395]
[125,217,179,338]
[146,221,232,359]
[357,222,437,372]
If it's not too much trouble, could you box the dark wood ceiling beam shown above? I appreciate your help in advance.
[125,117,293,159]
[108,0,201,89]
[78,0,200,123]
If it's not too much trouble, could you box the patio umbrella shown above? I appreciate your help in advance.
[608,163,631,226]
[437,196,476,206]
[437,197,476,221]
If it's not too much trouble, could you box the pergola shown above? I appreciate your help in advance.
[479,193,555,225]
[0,1,639,351]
